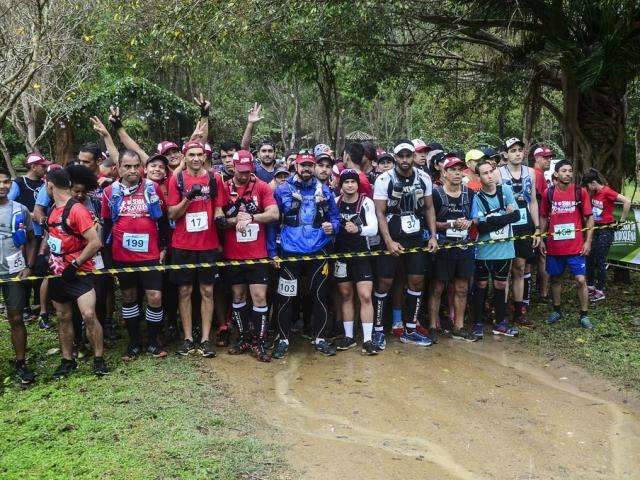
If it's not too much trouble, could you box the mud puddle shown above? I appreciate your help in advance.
[209,335,640,479]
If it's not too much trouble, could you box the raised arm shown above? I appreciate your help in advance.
[191,94,210,142]
[109,106,149,164]
[241,102,263,150]
[90,116,119,165]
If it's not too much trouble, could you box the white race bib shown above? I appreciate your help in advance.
[400,214,420,234]
[6,251,26,274]
[93,251,105,270]
[236,223,259,243]
[490,226,510,241]
[334,261,347,278]
[592,207,603,221]
[446,228,468,240]
[277,277,298,297]
[553,223,576,240]
[47,235,62,255]
[513,207,528,227]
[368,234,381,247]
[122,233,149,252]
[185,211,208,232]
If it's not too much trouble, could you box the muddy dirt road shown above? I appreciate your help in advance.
[210,336,640,480]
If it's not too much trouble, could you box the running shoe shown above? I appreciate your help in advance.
[451,328,478,342]
[426,328,439,344]
[515,316,535,329]
[335,337,357,350]
[400,330,433,346]
[391,319,404,337]
[14,360,35,385]
[587,285,596,294]
[38,314,52,330]
[22,307,36,324]
[146,344,168,358]
[122,344,142,362]
[177,339,195,356]
[472,323,484,339]
[228,336,252,355]
[372,330,386,351]
[92,357,109,376]
[492,321,519,337]
[416,323,430,337]
[272,340,289,359]
[361,341,378,355]
[580,316,594,329]
[591,290,605,302]
[546,311,562,325]
[52,359,77,379]
[198,340,217,358]
[314,340,337,356]
[252,340,271,363]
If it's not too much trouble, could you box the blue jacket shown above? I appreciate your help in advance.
[271,175,340,255]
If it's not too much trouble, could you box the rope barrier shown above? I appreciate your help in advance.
[0,220,636,285]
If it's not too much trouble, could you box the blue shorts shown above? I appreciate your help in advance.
[546,255,586,277]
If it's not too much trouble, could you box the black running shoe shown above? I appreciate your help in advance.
[451,327,479,342]
[122,344,142,362]
[146,344,168,358]
[252,340,271,363]
[52,359,77,379]
[314,340,337,356]
[272,339,289,359]
[361,341,378,356]
[198,340,216,358]
[92,357,109,376]
[177,339,195,356]
[335,336,357,350]
[14,360,36,384]
[228,336,252,355]
[38,314,53,330]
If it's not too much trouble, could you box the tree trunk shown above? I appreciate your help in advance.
[635,113,640,194]
[523,71,542,151]
[54,117,75,165]
[290,82,301,149]
[561,72,627,189]
[0,133,16,176]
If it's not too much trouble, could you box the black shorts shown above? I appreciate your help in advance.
[170,248,219,286]
[475,259,512,282]
[49,276,94,303]
[333,257,374,283]
[434,254,475,282]
[115,260,163,292]
[225,263,270,285]
[0,280,26,311]
[513,236,535,260]
[376,237,426,279]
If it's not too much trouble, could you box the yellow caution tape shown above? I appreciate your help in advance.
[0,220,634,284]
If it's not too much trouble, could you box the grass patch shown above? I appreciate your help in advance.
[519,270,640,392]
[0,322,288,479]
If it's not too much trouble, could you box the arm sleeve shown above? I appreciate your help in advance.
[372,175,389,201]
[325,188,341,234]
[8,181,19,201]
[360,197,378,237]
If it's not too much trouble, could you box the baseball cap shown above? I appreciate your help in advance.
[442,154,465,170]
[412,139,428,152]
[481,146,500,159]
[295,151,316,165]
[427,142,444,151]
[147,153,169,166]
[431,151,447,165]
[26,152,51,166]
[464,149,485,168]
[339,168,360,186]
[533,146,553,158]
[393,139,415,155]
[376,150,394,163]
[313,144,332,159]
[274,166,290,177]
[157,141,180,156]
[233,150,255,172]
[181,141,205,155]
[504,137,524,150]
[204,142,213,158]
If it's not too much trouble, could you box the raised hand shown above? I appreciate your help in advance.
[193,93,210,117]
[108,105,122,129]
[90,116,109,138]
[247,102,263,124]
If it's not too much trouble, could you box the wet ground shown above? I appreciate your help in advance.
[209,335,640,480]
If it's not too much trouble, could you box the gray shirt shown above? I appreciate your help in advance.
[0,200,33,277]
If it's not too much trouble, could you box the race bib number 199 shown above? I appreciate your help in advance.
[185,211,208,232]
[123,233,149,252]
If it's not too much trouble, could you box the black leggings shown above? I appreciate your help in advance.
[587,228,614,290]
[276,251,330,341]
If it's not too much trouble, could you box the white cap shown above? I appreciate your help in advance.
[393,142,415,155]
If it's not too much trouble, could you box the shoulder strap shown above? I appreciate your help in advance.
[177,171,185,197]
[10,201,22,234]
[355,193,366,215]
[547,185,555,206]
[461,186,471,217]
[61,198,83,238]
[433,186,448,219]
[496,184,505,211]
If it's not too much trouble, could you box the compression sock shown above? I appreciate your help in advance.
[373,292,387,332]
[145,305,164,346]
[343,321,354,339]
[362,322,373,343]
[250,305,269,340]
[473,287,487,324]
[523,273,532,306]
[122,303,141,346]
[404,289,422,333]
[493,288,507,324]
[231,302,249,336]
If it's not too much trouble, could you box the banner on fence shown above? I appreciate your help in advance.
[608,206,640,265]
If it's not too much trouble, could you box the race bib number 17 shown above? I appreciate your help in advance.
[185,211,208,232]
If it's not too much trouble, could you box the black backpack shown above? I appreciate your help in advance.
[176,170,218,199]
[47,198,83,239]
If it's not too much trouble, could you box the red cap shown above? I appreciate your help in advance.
[26,152,51,166]
[442,155,465,170]
[233,150,255,172]
[204,142,213,158]
[412,139,428,152]
[533,146,553,158]
[295,152,316,165]
[181,141,204,155]
[157,141,180,156]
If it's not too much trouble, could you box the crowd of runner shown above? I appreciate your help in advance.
[0,99,632,384]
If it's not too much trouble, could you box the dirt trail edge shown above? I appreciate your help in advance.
[208,336,640,480]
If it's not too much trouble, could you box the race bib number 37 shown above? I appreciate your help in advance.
[400,214,420,234]
[185,211,208,232]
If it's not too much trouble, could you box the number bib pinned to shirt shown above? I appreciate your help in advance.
[277,277,298,297]
[185,211,208,232]
[334,261,347,278]
[123,233,149,252]
[513,207,529,227]
[236,223,259,243]
[6,251,26,274]
[400,214,420,234]
[592,206,603,221]
[553,223,576,240]
[47,235,62,255]
[93,251,105,270]
[446,228,468,240]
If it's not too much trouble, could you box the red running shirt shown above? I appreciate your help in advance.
[101,182,167,263]
[219,176,277,260]
[590,186,618,224]
[540,185,593,256]
[47,201,96,274]
[167,170,224,251]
